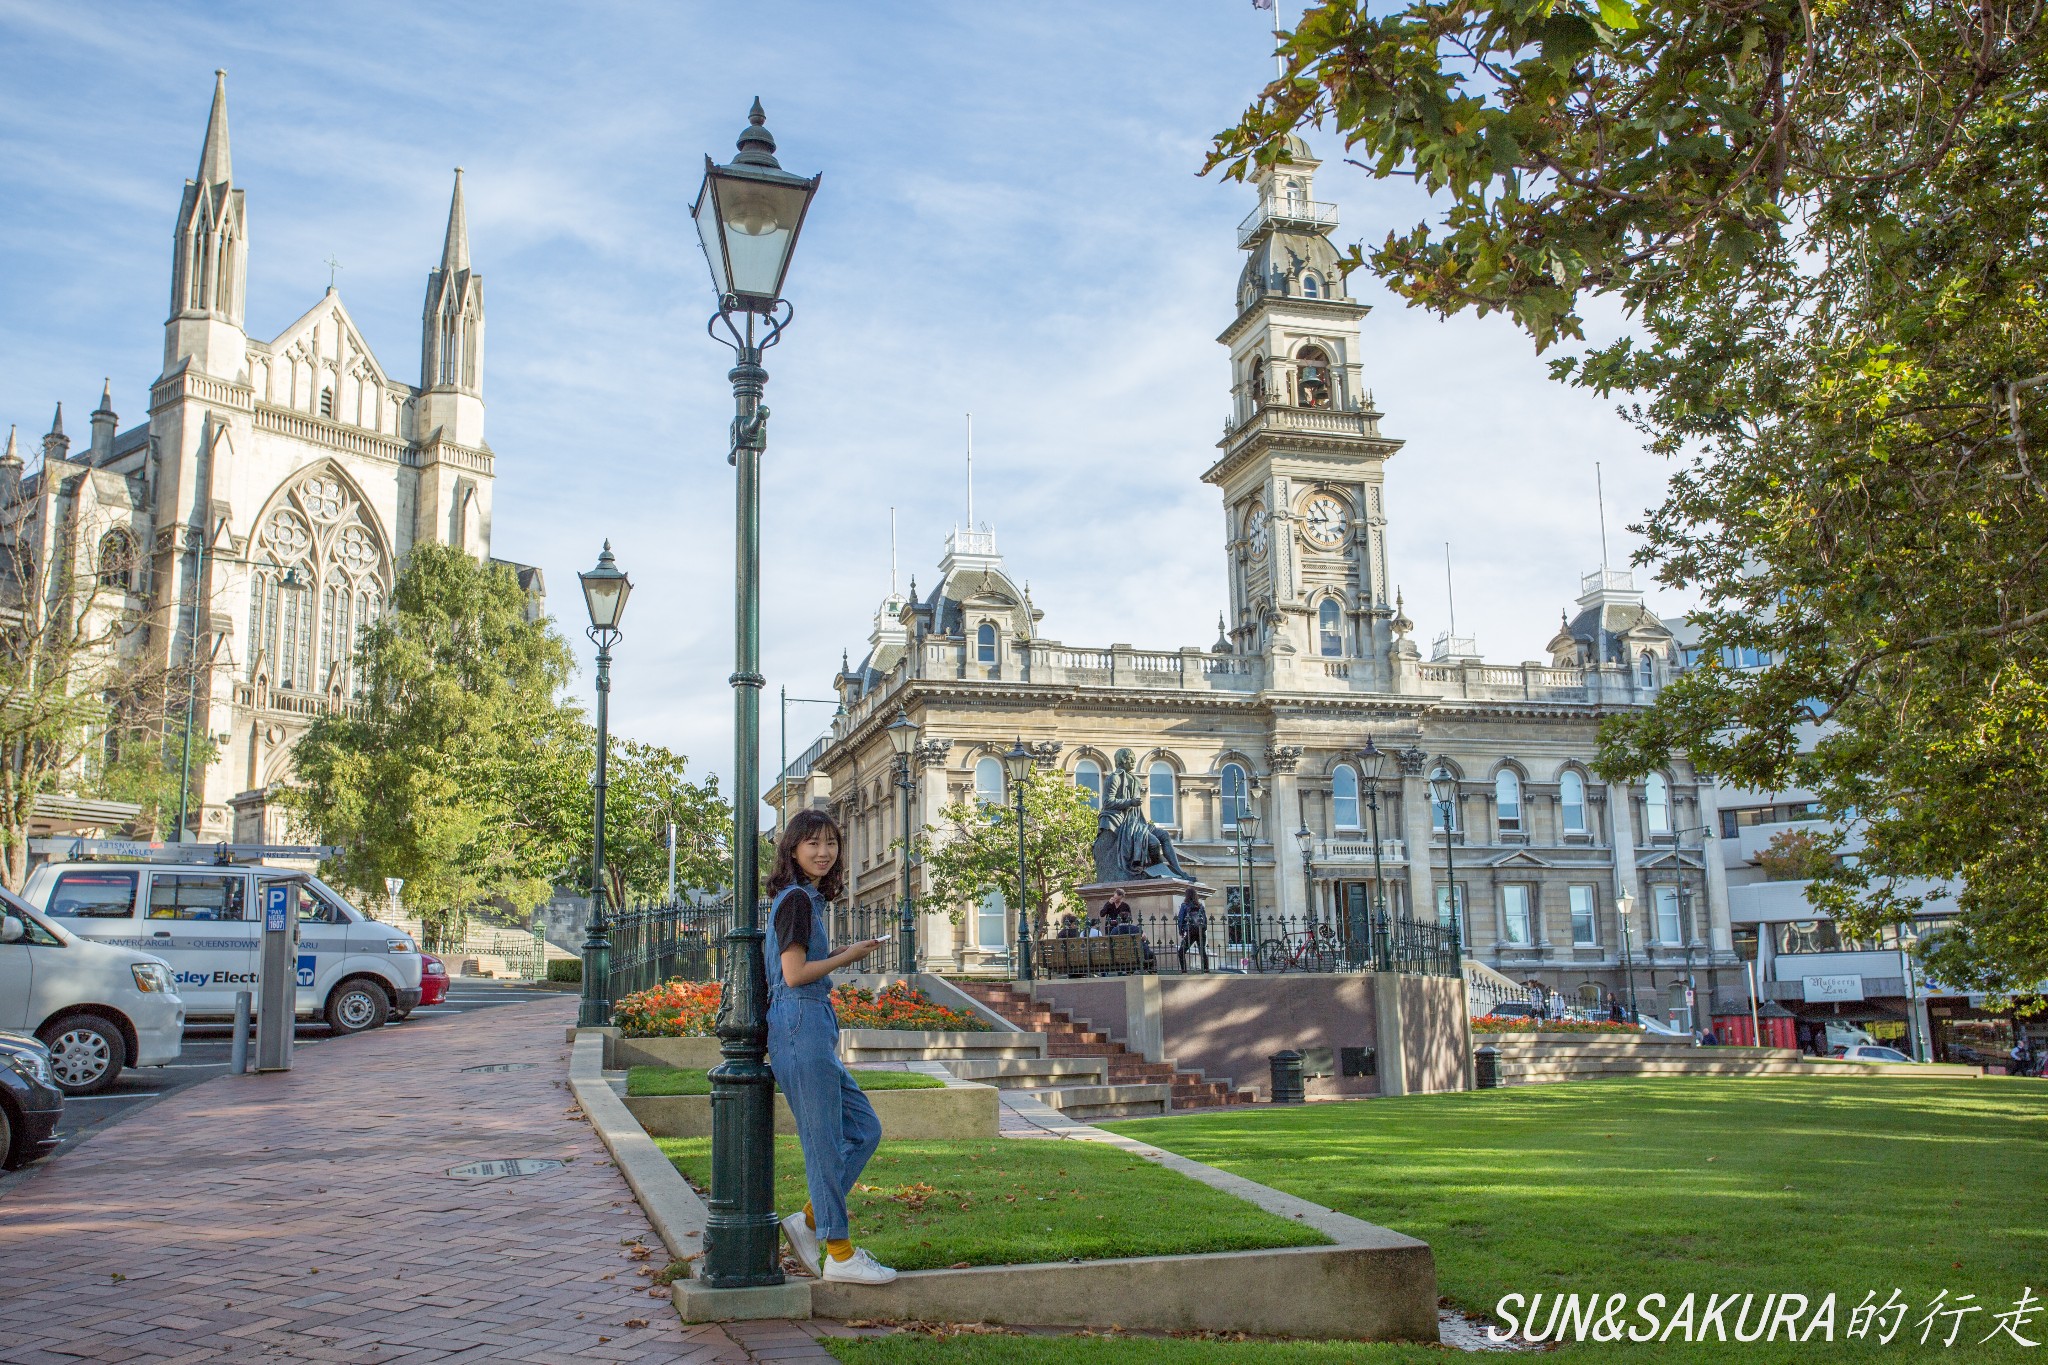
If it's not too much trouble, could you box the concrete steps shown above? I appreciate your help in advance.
[1017,1082,1174,1120]
[940,1056,1110,1089]
[958,982,1255,1111]
[839,1030,1047,1065]
[1477,1034,1978,1084]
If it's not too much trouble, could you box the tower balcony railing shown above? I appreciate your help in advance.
[1237,197,1339,247]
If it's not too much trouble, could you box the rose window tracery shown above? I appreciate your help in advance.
[247,465,390,697]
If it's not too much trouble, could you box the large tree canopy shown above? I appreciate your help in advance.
[1213,0,2048,993]
[913,767,1099,933]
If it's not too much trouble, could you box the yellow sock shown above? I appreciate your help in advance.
[826,1238,854,1261]
[804,1201,815,1231]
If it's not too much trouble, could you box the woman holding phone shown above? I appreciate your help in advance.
[765,808,897,1283]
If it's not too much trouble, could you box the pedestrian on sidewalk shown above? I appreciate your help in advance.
[766,809,898,1285]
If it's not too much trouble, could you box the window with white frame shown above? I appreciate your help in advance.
[1639,651,1656,687]
[974,756,1003,808]
[1435,884,1466,939]
[1149,761,1178,827]
[976,622,996,664]
[1302,271,1321,298]
[1331,764,1360,830]
[1430,768,1459,831]
[1645,772,1672,834]
[1652,885,1683,944]
[1220,762,1249,830]
[1318,598,1343,656]
[1569,885,1598,946]
[1560,769,1588,834]
[1500,884,1534,945]
[978,888,1007,951]
[1075,758,1101,810]
[1495,769,1523,833]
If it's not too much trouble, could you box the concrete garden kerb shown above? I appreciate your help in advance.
[568,1025,1441,1339]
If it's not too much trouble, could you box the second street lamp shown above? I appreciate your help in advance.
[1617,891,1641,1022]
[577,542,631,1029]
[1003,739,1034,982]
[1428,769,1460,950]
[886,707,920,973]
[695,98,820,1292]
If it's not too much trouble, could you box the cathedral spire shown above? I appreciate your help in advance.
[42,403,69,463]
[439,167,470,274]
[91,380,118,463]
[0,426,20,506]
[195,70,232,187]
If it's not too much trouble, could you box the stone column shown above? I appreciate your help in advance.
[1397,748,1436,923]
[1607,779,1642,972]
[1266,746,1305,921]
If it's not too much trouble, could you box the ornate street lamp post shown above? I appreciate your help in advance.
[693,98,820,1291]
[1003,739,1034,982]
[1428,769,1460,949]
[885,707,920,973]
[577,543,631,1028]
[1236,800,1262,955]
[1358,739,1390,970]
[1617,891,1641,1023]
[1293,823,1315,928]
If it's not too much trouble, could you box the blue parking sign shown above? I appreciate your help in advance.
[265,884,290,933]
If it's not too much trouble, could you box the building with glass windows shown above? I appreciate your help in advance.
[772,138,1730,1013]
[0,76,540,844]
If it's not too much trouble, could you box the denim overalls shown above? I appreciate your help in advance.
[765,883,881,1242]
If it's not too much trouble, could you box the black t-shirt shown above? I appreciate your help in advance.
[773,885,814,956]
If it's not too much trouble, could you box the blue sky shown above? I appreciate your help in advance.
[0,1,1687,802]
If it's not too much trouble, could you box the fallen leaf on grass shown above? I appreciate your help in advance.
[949,1262,971,1270]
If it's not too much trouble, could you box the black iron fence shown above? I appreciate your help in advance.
[604,895,733,1003]
[837,903,917,974]
[1031,908,1462,981]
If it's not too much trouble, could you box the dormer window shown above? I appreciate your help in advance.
[1301,272,1321,299]
[1295,345,1332,408]
[976,621,996,663]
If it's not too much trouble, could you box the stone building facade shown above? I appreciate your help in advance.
[773,139,1737,1018]
[0,74,539,844]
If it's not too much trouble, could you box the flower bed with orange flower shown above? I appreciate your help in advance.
[1470,1014,1642,1034]
[612,979,990,1037]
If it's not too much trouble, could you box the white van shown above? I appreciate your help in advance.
[21,852,421,1035]
[0,886,184,1095]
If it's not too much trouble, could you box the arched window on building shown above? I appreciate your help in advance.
[1295,345,1333,408]
[248,469,389,693]
[1644,772,1672,834]
[1639,650,1656,687]
[1220,762,1248,831]
[1331,764,1360,830]
[1301,271,1321,298]
[976,622,996,664]
[95,531,133,591]
[1075,758,1102,810]
[1247,356,1266,409]
[1318,598,1343,657]
[1282,178,1305,211]
[974,756,1004,808]
[1430,767,1460,831]
[1149,761,1178,828]
[1495,769,1523,834]
[1560,769,1588,834]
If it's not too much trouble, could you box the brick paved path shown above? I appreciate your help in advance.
[0,999,844,1364]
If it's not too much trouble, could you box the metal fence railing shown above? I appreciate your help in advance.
[1031,908,1462,981]
[604,896,733,1003]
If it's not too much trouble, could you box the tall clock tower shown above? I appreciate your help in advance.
[1205,137,1405,689]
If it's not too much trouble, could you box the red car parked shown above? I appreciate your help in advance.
[394,953,447,1020]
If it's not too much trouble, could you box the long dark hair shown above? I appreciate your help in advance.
[766,808,844,902]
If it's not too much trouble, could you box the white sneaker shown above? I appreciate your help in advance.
[780,1212,821,1277]
[821,1247,897,1285]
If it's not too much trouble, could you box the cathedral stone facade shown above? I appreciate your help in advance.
[2,74,538,846]
[777,138,1739,1022]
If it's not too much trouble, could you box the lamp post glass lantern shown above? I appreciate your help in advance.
[1003,740,1034,980]
[1429,770,1459,948]
[695,99,819,1292]
[576,542,631,1030]
[1235,799,1260,948]
[886,708,919,975]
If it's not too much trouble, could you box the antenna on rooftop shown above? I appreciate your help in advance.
[1444,541,1458,638]
[889,506,899,595]
[1596,460,1611,575]
[965,412,975,531]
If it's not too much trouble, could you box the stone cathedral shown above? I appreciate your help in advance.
[778,138,1740,1021]
[1,74,540,846]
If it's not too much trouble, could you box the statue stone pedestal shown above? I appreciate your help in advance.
[1074,877,1215,931]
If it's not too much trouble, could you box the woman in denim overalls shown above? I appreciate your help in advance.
[765,809,896,1283]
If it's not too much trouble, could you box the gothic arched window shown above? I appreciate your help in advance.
[1331,764,1360,830]
[976,622,996,664]
[974,756,1003,808]
[1318,598,1343,657]
[1560,769,1588,833]
[1220,762,1248,831]
[96,531,134,591]
[1075,758,1101,810]
[1149,761,1178,828]
[1296,345,1333,408]
[248,466,390,695]
[1496,768,1523,833]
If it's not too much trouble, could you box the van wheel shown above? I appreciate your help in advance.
[40,1015,124,1096]
[0,1098,15,1170]
[325,979,390,1035]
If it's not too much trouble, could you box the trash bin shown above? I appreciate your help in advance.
[1269,1049,1305,1103]
[1474,1043,1501,1089]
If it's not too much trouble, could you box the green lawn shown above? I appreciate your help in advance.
[658,1135,1329,1271]
[824,1077,2047,1365]
[626,1065,943,1096]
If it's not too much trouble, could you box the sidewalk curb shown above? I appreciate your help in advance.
[568,1029,814,1322]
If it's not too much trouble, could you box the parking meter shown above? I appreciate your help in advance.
[255,880,298,1072]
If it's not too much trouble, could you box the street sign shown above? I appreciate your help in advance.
[1803,974,1865,1002]
[265,883,289,932]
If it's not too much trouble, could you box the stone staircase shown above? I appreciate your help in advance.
[1481,1032,1980,1084]
[955,983,1254,1116]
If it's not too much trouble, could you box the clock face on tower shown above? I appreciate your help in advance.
[1244,502,1270,559]
[1301,493,1349,548]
